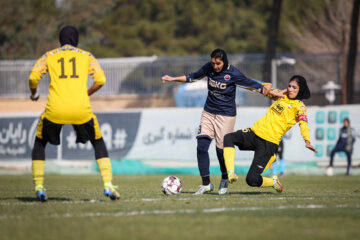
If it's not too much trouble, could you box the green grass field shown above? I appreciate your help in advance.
[0,174,359,240]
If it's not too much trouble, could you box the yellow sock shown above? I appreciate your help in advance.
[264,154,277,172]
[32,160,45,187]
[261,176,274,188]
[96,157,112,184]
[224,147,236,172]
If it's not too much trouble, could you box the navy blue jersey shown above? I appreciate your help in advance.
[336,127,356,150]
[186,62,264,116]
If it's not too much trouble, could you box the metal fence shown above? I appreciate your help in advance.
[0,52,359,99]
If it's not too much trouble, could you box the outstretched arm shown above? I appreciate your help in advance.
[297,105,317,153]
[161,75,187,83]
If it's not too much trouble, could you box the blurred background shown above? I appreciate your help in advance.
[0,0,359,175]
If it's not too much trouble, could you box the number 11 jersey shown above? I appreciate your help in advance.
[29,44,106,124]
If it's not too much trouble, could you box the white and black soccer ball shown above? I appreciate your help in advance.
[161,176,182,195]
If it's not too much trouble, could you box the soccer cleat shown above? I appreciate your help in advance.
[272,175,283,193]
[218,179,229,195]
[35,185,48,202]
[104,184,120,200]
[228,170,239,183]
[194,183,214,195]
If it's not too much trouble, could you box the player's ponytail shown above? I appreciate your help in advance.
[210,48,229,72]
[290,75,310,100]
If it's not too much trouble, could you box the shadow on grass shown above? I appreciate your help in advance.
[7,197,106,203]
[228,191,275,195]
[15,197,72,202]
[180,191,275,195]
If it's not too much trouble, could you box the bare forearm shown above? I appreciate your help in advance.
[88,83,102,96]
[161,75,187,83]
[29,87,39,101]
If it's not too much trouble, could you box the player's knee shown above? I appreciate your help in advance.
[32,137,47,160]
[224,133,234,148]
[197,137,211,154]
[91,138,109,159]
[246,171,262,187]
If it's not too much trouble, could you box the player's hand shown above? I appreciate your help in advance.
[30,93,40,101]
[262,83,272,96]
[279,88,288,95]
[305,141,317,153]
[268,90,285,98]
[161,75,173,83]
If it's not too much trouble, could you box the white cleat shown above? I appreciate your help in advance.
[194,183,214,195]
[218,179,229,195]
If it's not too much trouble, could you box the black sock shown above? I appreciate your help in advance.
[202,176,210,185]
[222,173,228,179]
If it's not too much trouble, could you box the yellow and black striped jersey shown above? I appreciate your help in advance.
[252,93,310,145]
[29,45,106,124]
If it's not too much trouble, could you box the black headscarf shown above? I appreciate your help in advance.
[289,75,310,100]
[210,48,229,72]
[59,26,79,47]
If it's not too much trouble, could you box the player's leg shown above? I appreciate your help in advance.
[345,151,352,175]
[195,137,214,194]
[73,114,119,200]
[223,128,256,183]
[32,114,62,202]
[194,111,216,194]
[245,138,282,192]
[214,114,235,194]
[196,137,212,184]
[327,146,340,176]
[32,137,48,202]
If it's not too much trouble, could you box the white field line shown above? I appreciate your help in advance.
[0,196,316,206]
[0,204,359,220]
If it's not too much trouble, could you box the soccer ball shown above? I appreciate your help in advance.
[161,176,182,195]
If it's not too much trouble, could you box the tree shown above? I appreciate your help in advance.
[345,0,360,103]
[262,0,283,83]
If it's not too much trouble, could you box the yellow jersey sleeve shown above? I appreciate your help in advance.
[29,54,48,89]
[28,45,106,124]
[89,54,106,85]
[251,95,311,145]
[296,105,311,142]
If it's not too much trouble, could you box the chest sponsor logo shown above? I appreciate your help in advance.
[224,75,231,81]
[209,78,227,89]
[271,103,284,115]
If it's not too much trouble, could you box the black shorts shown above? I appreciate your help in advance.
[36,115,100,145]
[228,128,279,173]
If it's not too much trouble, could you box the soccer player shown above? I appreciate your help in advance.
[29,26,119,202]
[161,48,274,195]
[223,75,317,193]
[326,118,356,176]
